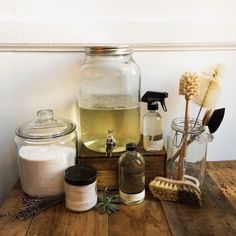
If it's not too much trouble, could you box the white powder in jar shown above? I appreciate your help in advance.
[18,145,76,197]
[64,181,97,212]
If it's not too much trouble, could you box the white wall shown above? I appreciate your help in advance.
[0,53,83,206]
[0,0,236,43]
[0,0,236,206]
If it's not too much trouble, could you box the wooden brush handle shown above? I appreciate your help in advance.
[178,134,188,180]
[178,97,190,180]
[172,138,194,163]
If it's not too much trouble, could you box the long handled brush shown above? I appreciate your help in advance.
[192,64,222,125]
[149,72,201,207]
[178,72,199,180]
[149,66,223,207]
[171,64,223,163]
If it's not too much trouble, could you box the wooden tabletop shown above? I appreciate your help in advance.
[0,161,236,236]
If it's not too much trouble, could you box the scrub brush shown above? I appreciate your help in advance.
[192,64,222,124]
[202,108,225,134]
[149,73,201,207]
[149,176,202,207]
[171,107,225,163]
[171,65,223,163]
[178,72,199,180]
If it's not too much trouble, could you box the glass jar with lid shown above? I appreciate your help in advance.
[78,46,141,153]
[166,118,212,187]
[15,109,77,197]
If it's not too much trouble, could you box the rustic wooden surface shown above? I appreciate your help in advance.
[0,161,236,236]
[79,144,166,189]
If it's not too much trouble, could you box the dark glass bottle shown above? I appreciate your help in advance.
[118,143,145,205]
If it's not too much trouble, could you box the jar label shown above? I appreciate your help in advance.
[66,197,97,212]
[144,138,163,151]
[119,190,145,203]
[147,134,163,141]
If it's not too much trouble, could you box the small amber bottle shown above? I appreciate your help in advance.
[118,143,145,205]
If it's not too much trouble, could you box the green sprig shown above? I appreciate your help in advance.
[95,187,122,215]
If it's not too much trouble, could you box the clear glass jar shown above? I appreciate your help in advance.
[78,46,141,153]
[166,118,210,187]
[15,109,77,197]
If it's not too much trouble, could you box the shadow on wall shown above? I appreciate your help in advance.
[0,52,84,206]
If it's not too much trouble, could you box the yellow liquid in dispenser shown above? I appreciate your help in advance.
[79,95,140,153]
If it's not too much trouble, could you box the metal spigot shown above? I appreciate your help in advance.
[105,129,116,157]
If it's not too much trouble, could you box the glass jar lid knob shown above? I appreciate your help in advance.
[37,109,54,123]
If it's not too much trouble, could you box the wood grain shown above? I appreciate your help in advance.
[79,144,166,158]
[207,161,236,208]
[0,161,236,236]
[27,203,108,236]
[162,170,236,236]
[97,171,118,189]
[96,170,165,189]
[109,192,171,236]
[80,144,166,189]
[0,182,32,236]
[80,155,165,172]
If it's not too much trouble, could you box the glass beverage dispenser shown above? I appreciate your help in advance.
[78,46,141,153]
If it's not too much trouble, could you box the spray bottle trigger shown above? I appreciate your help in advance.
[141,91,168,112]
[161,100,167,112]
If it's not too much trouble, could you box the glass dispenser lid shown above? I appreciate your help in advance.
[15,109,76,139]
[85,45,131,56]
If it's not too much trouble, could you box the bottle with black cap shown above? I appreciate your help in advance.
[141,91,168,151]
[118,143,145,205]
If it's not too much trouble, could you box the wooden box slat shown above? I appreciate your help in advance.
[79,144,166,189]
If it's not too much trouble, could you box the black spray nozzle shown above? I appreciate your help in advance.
[141,91,168,112]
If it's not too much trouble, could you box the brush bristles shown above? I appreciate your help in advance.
[149,179,178,201]
[192,77,221,109]
[179,72,199,99]
[149,177,202,207]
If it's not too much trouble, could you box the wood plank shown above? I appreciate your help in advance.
[161,170,236,236]
[207,161,236,208]
[97,171,118,189]
[1,161,235,236]
[109,192,171,236]
[145,171,165,185]
[0,181,32,236]
[80,157,119,171]
[96,170,164,190]
[79,144,166,159]
[27,202,108,236]
[80,155,165,172]
[80,143,166,190]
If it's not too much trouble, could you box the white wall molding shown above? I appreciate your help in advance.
[1,42,236,52]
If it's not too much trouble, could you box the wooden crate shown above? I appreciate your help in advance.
[79,144,166,189]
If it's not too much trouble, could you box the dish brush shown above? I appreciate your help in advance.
[171,65,223,163]
[149,176,202,207]
[178,72,199,180]
[192,64,222,124]
[171,107,225,163]
[202,108,225,134]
